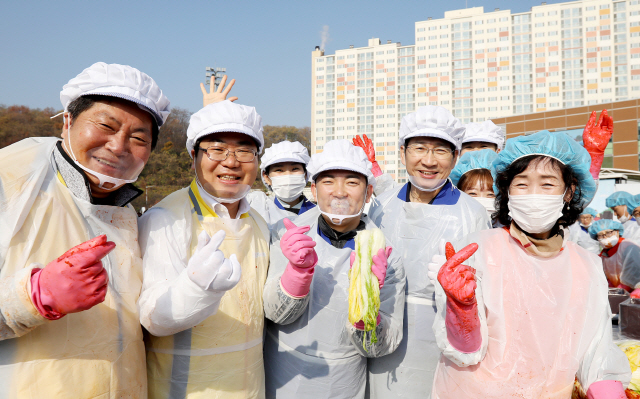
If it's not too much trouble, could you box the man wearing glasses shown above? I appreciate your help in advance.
[137,100,271,398]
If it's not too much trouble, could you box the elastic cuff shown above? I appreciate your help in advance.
[30,269,65,321]
[353,314,381,330]
[280,262,315,298]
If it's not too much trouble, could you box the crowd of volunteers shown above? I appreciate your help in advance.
[1,61,640,399]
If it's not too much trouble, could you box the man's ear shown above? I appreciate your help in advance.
[400,146,406,167]
[61,112,71,139]
[310,183,318,202]
[365,184,374,203]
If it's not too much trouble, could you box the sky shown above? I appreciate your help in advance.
[1,0,567,127]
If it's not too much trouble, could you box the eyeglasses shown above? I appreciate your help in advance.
[406,145,454,160]
[633,209,640,218]
[596,230,617,240]
[199,146,257,163]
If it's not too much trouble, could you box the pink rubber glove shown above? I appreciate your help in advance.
[349,246,391,329]
[353,134,383,177]
[583,110,613,181]
[437,242,481,353]
[280,218,318,297]
[586,380,626,399]
[630,288,640,299]
[30,235,114,320]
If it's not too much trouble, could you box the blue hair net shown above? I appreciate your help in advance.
[581,207,598,217]
[491,130,597,205]
[450,149,499,186]
[626,194,640,215]
[605,191,633,208]
[588,219,625,240]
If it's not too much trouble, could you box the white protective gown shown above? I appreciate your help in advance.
[567,222,600,254]
[246,190,316,230]
[262,206,406,399]
[621,219,640,245]
[601,239,640,290]
[431,227,631,398]
[0,137,146,398]
[138,180,270,399]
[366,182,491,399]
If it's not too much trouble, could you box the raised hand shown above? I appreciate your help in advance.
[438,242,479,305]
[31,235,115,319]
[281,218,318,269]
[583,110,613,180]
[201,75,238,108]
[353,134,383,177]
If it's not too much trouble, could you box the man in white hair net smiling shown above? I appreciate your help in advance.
[0,62,170,398]
[262,139,406,399]
[138,100,271,398]
[366,106,490,399]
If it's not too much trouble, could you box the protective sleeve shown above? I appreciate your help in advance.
[576,291,631,392]
[0,266,48,340]
[432,267,489,367]
[246,191,271,227]
[137,208,225,337]
[347,248,406,358]
[263,235,311,325]
[373,174,398,197]
[619,242,640,290]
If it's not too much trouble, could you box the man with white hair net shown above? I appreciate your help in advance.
[460,119,505,155]
[365,106,490,399]
[137,100,271,398]
[0,62,170,397]
[262,139,406,399]
[246,141,316,229]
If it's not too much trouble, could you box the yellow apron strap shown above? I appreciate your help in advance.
[188,179,250,219]
[56,171,67,187]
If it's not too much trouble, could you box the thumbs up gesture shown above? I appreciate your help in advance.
[280,218,318,269]
[437,242,479,305]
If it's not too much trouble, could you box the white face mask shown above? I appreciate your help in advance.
[508,192,565,234]
[318,189,367,226]
[408,175,448,192]
[580,222,592,228]
[619,214,630,224]
[63,128,144,190]
[599,236,619,248]
[475,197,496,213]
[270,174,307,202]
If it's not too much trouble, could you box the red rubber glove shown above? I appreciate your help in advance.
[437,242,481,353]
[279,218,318,297]
[586,380,626,399]
[30,235,114,320]
[583,110,613,181]
[353,134,383,177]
[630,288,640,299]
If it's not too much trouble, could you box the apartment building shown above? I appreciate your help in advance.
[311,0,640,182]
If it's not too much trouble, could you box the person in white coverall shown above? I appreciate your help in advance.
[262,139,406,399]
[567,207,601,254]
[138,100,270,398]
[0,62,171,398]
[429,130,630,399]
[246,140,316,229]
[365,106,491,399]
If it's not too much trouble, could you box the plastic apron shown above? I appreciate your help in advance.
[0,138,146,398]
[567,222,600,254]
[622,220,640,245]
[146,181,269,399]
[366,184,490,399]
[601,239,640,289]
[432,228,631,398]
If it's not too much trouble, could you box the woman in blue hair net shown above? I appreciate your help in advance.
[428,126,631,398]
[589,219,640,298]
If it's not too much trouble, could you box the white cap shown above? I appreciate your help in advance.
[260,141,311,186]
[398,105,465,150]
[60,62,171,127]
[186,100,264,156]
[307,140,376,189]
[462,120,505,149]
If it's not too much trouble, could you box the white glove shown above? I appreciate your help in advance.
[427,240,447,286]
[186,230,242,292]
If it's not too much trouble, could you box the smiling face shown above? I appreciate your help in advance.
[400,136,457,189]
[61,98,153,197]
[311,169,373,230]
[262,161,306,186]
[460,141,498,155]
[191,132,259,199]
[578,213,594,226]
[508,157,573,202]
